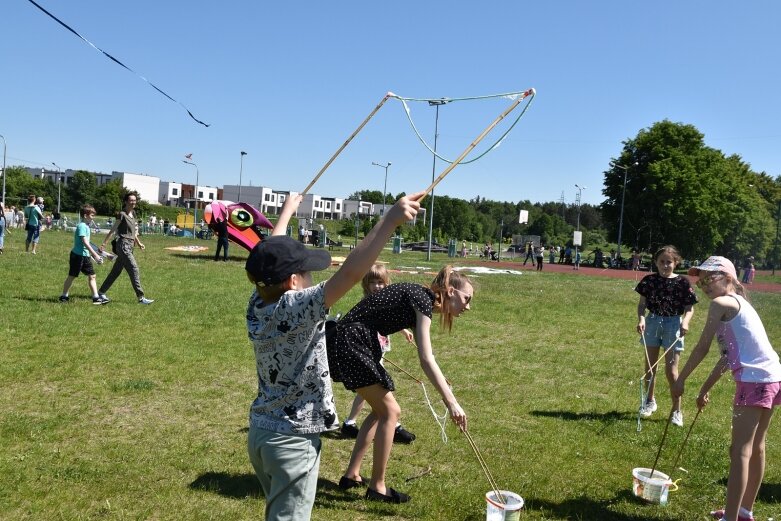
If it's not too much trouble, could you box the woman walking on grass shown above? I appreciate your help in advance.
[97,192,154,305]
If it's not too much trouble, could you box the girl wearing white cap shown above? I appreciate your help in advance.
[673,256,781,521]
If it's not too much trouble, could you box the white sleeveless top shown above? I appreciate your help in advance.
[718,294,781,383]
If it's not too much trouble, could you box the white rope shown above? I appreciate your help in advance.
[420,381,450,443]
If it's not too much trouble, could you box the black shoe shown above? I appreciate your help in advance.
[393,425,416,444]
[338,475,368,490]
[366,487,410,504]
[59,295,69,303]
[341,422,360,438]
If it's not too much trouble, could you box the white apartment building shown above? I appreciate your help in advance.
[112,171,161,205]
[301,194,343,220]
[159,181,183,206]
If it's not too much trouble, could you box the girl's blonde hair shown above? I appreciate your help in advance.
[361,263,391,297]
[654,245,682,265]
[722,272,748,299]
[431,265,471,332]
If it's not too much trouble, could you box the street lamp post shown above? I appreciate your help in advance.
[612,161,638,264]
[52,162,62,214]
[182,160,199,237]
[574,184,586,269]
[0,134,6,207]
[238,151,247,202]
[371,162,391,217]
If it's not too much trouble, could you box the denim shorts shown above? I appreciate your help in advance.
[641,314,684,353]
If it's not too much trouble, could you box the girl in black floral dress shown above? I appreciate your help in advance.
[330,265,471,503]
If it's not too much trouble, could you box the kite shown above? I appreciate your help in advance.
[203,201,274,252]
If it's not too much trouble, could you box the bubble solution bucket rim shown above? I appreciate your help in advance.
[486,490,524,518]
[632,467,678,505]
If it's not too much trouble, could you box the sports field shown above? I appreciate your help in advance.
[2,230,781,520]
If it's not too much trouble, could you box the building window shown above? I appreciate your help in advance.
[264,194,270,201]
[198,191,203,199]
[172,188,178,196]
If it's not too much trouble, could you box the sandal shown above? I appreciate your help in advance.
[365,486,411,503]
[338,475,368,490]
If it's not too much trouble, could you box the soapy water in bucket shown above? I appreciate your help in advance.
[486,490,524,521]
[632,468,679,505]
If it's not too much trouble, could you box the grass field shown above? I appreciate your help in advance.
[2,228,781,520]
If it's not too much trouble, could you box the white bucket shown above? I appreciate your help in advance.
[486,490,524,521]
[631,467,679,505]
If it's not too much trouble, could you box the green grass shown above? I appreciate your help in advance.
[2,229,781,520]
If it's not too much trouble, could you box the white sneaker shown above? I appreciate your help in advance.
[639,400,657,418]
[138,297,155,305]
[671,410,684,427]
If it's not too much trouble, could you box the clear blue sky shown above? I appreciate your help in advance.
[3,0,780,207]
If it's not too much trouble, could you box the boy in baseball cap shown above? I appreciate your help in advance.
[245,190,423,520]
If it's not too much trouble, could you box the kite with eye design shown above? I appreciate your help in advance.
[204,201,274,252]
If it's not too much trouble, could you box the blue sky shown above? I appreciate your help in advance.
[3,1,780,207]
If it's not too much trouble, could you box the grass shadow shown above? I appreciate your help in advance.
[757,482,781,503]
[530,409,636,422]
[189,471,261,499]
[528,491,662,520]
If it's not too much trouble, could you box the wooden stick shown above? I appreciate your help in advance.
[300,92,393,195]
[650,409,674,479]
[671,408,702,472]
[422,89,535,198]
[461,428,505,504]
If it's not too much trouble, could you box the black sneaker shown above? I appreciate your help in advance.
[393,425,416,444]
[92,296,107,305]
[366,487,410,504]
[59,295,69,303]
[341,422,360,438]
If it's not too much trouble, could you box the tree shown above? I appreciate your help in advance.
[95,179,124,216]
[602,120,776,260]
[67,171,97,210]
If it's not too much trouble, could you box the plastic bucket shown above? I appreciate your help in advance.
[631,467,679,505]
[486,490,524,521]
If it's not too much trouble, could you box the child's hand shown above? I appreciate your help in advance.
[696,392,709,410]
[402,329,414,343]
[386,191,424,225]
[637,316,645,334]
[448,401,467,431]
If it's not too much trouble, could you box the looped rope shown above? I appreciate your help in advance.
[390,89,535,165]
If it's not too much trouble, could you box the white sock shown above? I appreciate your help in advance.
[739,507,752,517]
[344,420,356,426]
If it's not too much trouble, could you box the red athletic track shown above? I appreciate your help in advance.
[456,257,781,294]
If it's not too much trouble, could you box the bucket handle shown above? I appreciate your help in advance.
[667,479,681,493]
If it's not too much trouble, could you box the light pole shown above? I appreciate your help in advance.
[52,162,62,213]
[612,161,638,263]
[574,184,586,269]
[427,99,449,261]
[182,159,199,237]
[371,161,391,217]
[238,151,247,202]
[0,134,6,207]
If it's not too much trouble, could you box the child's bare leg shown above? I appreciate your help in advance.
[350,384,400,494]
[740,408,774,516]
[645,346,660,401]
[665,351,681,411]
[344,411,377,480]
[88,274,98,297]
[62,275,76,296]
[724,406,764,521]
[346,394,365,424]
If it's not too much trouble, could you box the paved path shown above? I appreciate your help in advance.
[458,257,781,294]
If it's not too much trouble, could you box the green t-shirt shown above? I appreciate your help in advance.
[72,222,91,257]
[24,204,42,227]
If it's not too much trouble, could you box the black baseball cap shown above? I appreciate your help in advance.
[246,235,332,286]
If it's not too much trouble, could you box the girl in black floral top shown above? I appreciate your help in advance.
[330,266,471,504]
[635,245,698,427]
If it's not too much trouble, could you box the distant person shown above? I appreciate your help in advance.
[245,191,423,519]
[341,264,416,444]
[24,194,44,254]
[535,245,544,271]
[636,245,697,427]
[631,250,642,270]
[742,256,755,284]
[213,215,229,262]
[59,205,105,304]
[548,246,556,265]
[461,240,467,258]
[0,202,7,254]
[673,256,780,521]
[97,192,154,305]
[523,241,534,265]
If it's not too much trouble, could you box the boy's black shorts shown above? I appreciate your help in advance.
[68,252,95,277]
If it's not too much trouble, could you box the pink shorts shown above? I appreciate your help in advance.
[734,381,781,408]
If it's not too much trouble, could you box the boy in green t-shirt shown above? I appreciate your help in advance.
[59,205,105,304]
